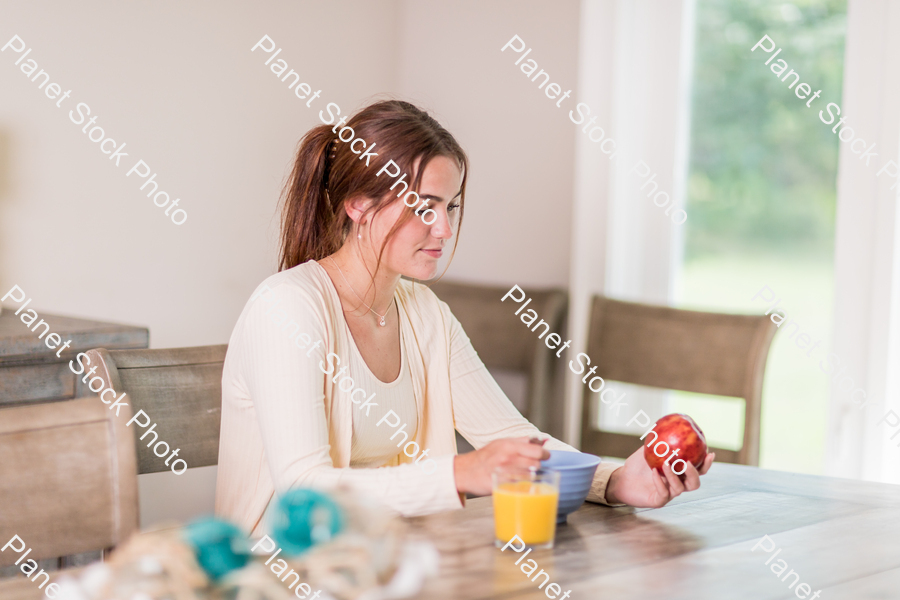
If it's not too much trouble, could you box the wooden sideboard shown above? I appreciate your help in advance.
[0,308,149,406]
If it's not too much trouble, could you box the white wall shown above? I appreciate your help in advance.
[396,0,580,289]
[0,0,402,348]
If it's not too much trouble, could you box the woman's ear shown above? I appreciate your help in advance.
[344,195,373,225]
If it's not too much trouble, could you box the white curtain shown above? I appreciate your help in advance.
[566,0,695,444]
[826,0,900,484]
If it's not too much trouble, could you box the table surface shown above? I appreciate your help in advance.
[0,308,149,406]
[2,462,899,600]
[0,308,148,364]
[405,462,900,600]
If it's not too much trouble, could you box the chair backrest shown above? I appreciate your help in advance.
[429,281,567,430]
[87,345,227,474]
[580,296,777,466]
[0,397,138,565]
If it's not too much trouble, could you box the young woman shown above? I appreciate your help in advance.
[215,100,714,535]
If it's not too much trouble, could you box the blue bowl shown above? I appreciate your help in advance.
[541,450,602,523]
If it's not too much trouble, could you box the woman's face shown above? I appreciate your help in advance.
[365,155,462,280]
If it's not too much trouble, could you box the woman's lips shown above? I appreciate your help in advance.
[421,248,442,258]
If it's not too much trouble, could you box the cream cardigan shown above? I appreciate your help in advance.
[215,260,620,536]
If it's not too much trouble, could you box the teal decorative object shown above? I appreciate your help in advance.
[272,489,345,557]
[182,518,251,580]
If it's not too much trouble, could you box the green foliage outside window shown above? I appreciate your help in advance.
[686,0,847,259]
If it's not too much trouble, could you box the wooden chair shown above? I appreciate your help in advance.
[579,296,777,466]
[429,281,568,432]
[0,397,138,575]
[87,345,227,474]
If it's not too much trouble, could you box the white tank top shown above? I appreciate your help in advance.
[348,324,418,468]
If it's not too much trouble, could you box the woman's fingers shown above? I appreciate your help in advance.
[671,452,714,493]
[650,467,671,504]
[660,461,686,498]
[519,443,549,460]
[514,449,546,470]
[678,461,701,491]
[510,438,550,461]
[509,456,544,471]
[480,438,548,473]
[698,452,716,475]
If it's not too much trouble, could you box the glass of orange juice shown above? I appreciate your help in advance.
[492,467,561,550]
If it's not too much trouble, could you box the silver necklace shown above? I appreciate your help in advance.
[328,256,393,327]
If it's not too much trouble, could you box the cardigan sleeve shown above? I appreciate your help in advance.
[441,300,624,506]
[234,280,462,518]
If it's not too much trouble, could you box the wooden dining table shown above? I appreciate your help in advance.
[404,462,900,599]
[3,462,899,600]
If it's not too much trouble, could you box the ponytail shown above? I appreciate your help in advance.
[279,125,344,271]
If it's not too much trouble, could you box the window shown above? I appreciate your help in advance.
[673,0,848,474]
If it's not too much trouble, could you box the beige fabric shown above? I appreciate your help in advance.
[349,325,417,468]
[215,260,620,536]
[0,397,138,565]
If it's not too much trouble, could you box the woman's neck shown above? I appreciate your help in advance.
[327,242,400,317]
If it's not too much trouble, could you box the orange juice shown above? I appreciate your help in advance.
[493,481,559,545]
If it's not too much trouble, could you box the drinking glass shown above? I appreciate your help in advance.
[492,467,561,550]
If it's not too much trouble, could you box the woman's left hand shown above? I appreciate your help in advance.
[604,447,715,507]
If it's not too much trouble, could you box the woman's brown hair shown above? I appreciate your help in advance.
[278,100,468,274]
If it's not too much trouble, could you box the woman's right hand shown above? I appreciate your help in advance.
[453,437,550,496]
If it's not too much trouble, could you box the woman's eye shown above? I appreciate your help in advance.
[448,203,460,212]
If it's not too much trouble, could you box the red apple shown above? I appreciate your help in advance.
[642,413,708,475]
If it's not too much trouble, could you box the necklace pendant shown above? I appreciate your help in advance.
[379,316,386,327]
